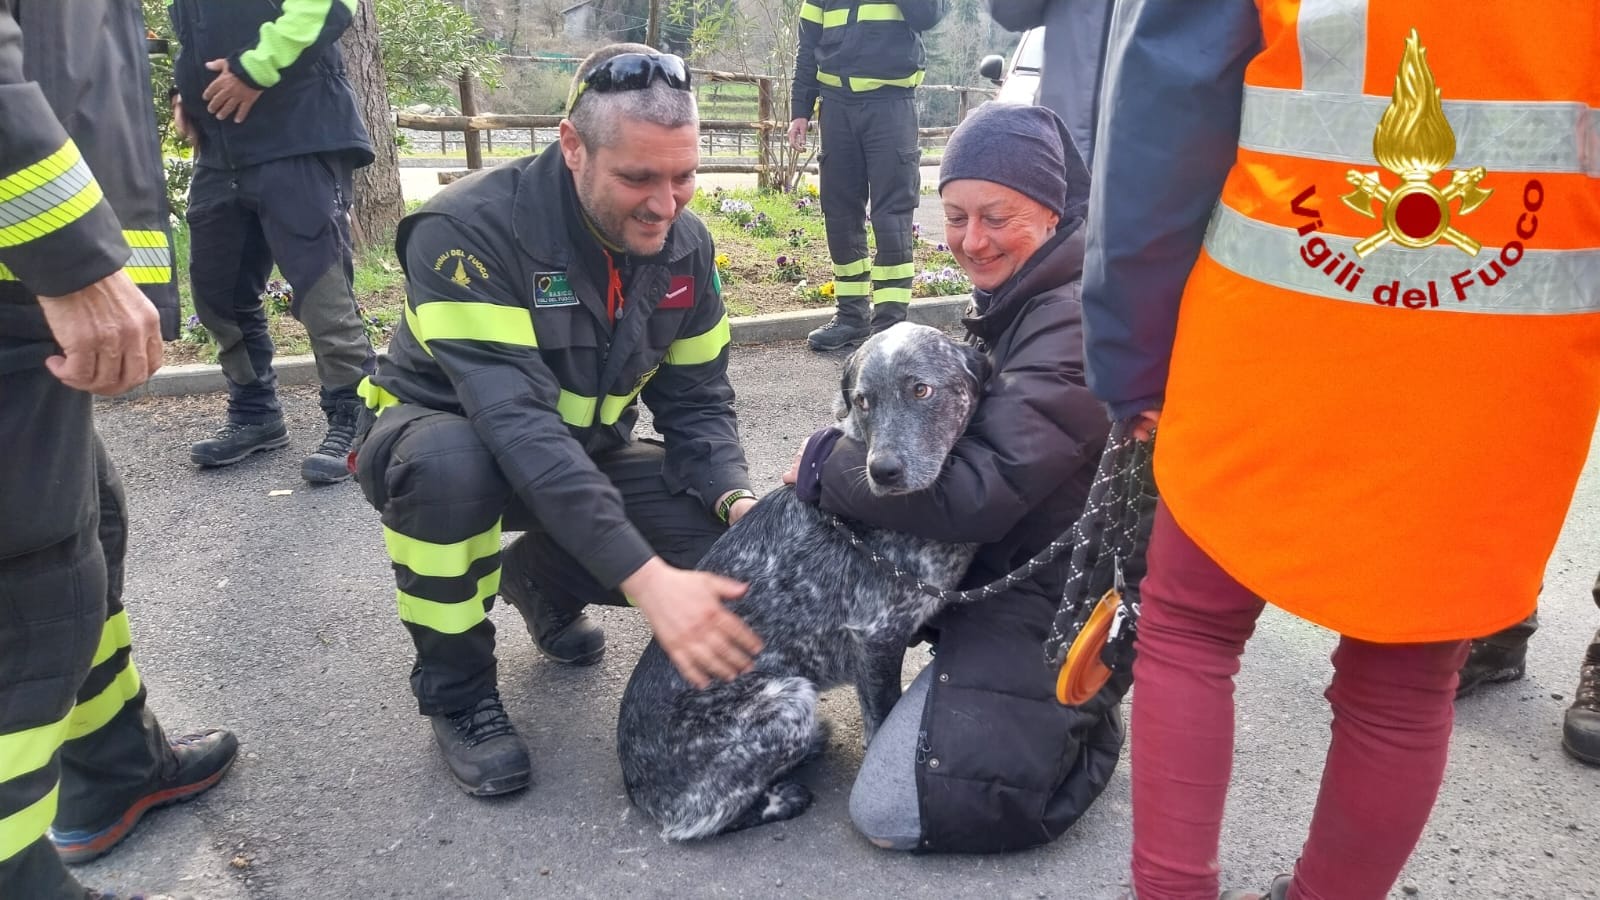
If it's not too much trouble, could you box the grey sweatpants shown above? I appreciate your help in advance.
[848,665,932,850]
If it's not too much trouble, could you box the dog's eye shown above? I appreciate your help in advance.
[855,395,869,411]
[912,383,933,400]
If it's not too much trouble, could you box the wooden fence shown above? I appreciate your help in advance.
[398,68,995,190]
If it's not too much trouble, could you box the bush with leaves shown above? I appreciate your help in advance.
[374,0,502,108]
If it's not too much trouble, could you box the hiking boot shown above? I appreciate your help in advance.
[499,536,606,666]
[429,692,531,796]
[1562,629,1600,766]
[1220,875,1292,900]
[807,315,870,351]
[870,301,909,334]
[52,728,238,865]
[301,398,363,484]
[189,420,289,467]
[1456,634,1531,698]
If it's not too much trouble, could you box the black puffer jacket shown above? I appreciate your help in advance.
[817,221,1128,853]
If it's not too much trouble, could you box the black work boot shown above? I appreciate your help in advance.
[1562,629,1600,766]
[189,420,289,467]
[429,692,531,797]
[301,398,362,484]
[1456,611,1537,698]
[807,296,869,351]
[51,729,239,865]
[499,536,606,666]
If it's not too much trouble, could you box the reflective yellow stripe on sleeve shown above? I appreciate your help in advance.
[407,300,538,354]
[799,1,824,23]
[664,313,731,366]
[0,141,105,248]
[856,3,905,21]
[0,229,169,284]
[821,7,851,26]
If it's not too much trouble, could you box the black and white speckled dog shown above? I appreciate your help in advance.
[618,322,990,841]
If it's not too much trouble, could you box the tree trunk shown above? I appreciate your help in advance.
[341,0,405,251]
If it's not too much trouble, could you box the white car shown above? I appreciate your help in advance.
[979,27,1043,106]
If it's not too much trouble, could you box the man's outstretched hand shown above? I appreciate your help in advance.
[624,557,763,689]
[38,270,163,396]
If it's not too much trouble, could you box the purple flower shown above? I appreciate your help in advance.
[186,314,200,327]
[776,255,788,265]
[935,242,948,252]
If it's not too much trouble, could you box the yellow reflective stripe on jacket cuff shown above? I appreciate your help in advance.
[358,376,403,414]
[90,610,133,669]
[558,390,598,427]
[821,8,851,26]
[799,1,824,22]
[384,524,501,579]
[409,301,538,352]
[663,314,731,366]
[0,716,70,784]
[67,661,141,740]
[0,784,59,863]
[0,176,104,249]
[125,267,173,285]
[0,141,84,202]
[857,3,906,21]
[833,258,871,277]
[396,576,497,635]
[872,287,912,304]
[873,262,916,281]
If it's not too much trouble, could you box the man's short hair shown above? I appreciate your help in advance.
[567,43,698,149]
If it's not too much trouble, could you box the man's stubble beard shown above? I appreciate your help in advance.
[577,165,669,257]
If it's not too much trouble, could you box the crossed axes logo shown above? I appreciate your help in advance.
[1341,29,1492,258]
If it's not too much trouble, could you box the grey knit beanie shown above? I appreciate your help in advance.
[938,102,1074,218]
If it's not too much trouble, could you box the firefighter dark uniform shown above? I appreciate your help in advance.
[0,2,236,896]
[793,0,947,350]
[169,0,378,482]
[354,141,751,793]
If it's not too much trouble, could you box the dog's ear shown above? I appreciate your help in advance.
[958,341,991,393]
[834,347,862,421]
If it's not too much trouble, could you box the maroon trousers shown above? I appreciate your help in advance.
[1130,503,1468,900]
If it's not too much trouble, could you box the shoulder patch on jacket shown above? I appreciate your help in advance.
[661,275,695,309]
[533,272,579,308]
[432,249,491,287]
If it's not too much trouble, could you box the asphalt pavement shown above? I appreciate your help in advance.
[84,339,1600,899]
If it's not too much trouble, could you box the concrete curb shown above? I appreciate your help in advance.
[121,295,970,400]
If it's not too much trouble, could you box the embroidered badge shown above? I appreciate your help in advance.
[432,248,490,287]
[659,275,695,310]
[533,272,579,308]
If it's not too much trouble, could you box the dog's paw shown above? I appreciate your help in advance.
[758,782,814,824]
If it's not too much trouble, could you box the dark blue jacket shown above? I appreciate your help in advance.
[169,0,373,171]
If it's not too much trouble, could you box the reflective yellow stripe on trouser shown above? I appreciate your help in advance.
[834,259,872,301]
[872,262,913,306]
[385,523,502,635]
[67,611,141,741]
[0,708,72,862]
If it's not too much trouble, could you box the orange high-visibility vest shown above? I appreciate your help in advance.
[1157,2,1600,643]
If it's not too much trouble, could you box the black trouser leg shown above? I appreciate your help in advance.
[0,363,103,900]
[248,154,375,417]
[186,164,281,424]
[819,99,872,327]
[860,97,919,331]
[55,439,172,832]
[356,408,726,716]
[506,440,727,611]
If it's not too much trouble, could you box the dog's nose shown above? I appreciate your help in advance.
[868,455,905,486]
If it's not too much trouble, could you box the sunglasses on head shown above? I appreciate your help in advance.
[568,52,692,113]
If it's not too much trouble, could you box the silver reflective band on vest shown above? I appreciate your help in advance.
[1202,203,1600,315]
[0,154,94,229]
[1298,0,1367,95]
[1240,87,1600,176]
